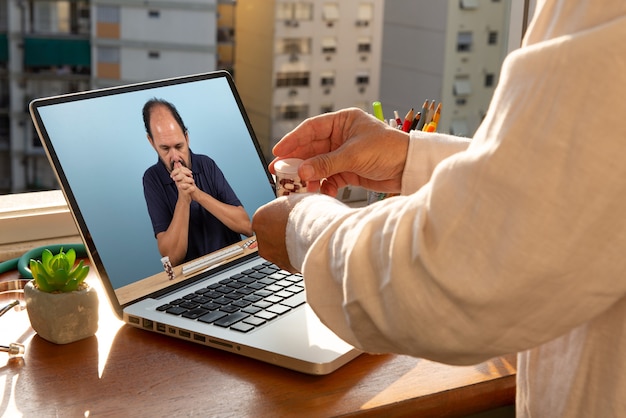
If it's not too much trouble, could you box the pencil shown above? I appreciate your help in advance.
[409,112,421,131]
[425,100,436,125]
[415,99,429,131]
[401,108,414,132]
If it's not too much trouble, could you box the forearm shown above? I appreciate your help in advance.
[193,190,252,236]
[401,131,470,194]
[289,81,626,366]
[157,199,190,266]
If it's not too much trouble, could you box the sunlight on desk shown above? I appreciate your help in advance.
[1,265,515,417]
[361,356,516,413]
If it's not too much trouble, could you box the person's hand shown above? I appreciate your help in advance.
[270,108,410,197]
[252,195,310,273]
[170,161,196,200]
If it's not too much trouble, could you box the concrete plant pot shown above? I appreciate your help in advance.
[24,280,99,344]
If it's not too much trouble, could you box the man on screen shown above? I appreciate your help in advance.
[142,98,252,266]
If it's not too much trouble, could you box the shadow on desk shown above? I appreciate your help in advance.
[4,322,515,417]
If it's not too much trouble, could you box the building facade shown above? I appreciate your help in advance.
[0,0,233,193]
[0,0,522,193]
[380,0,513,137]
[235,0,384,160]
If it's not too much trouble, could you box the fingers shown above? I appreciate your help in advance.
[171,165,196,194]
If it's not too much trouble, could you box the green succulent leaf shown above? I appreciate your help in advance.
[29,247,90,293]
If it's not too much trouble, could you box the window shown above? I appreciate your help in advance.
[97,46,119,63]
[453,77,472,96]
[356,3,372,26]
[148,10,160,18]
[459,0,479,9]
[357,37,371,53]
[451,119,469,136]
[457,31,473,52]
[276,3,293,20]
[148,51,160,59]
[97,5,120,23]
[276,104,309,121]
[277,38,311,55]
[484,73,495,87]
[488,31,498,45]
[277,3,313,21]
[323,3,339,21]
[356,72,369,86]
[320,71,335,87]
[276,71,310,88]
[294,3,313,20]
[321,37,337,54]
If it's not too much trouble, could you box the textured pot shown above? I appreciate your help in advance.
[24,280,99,344]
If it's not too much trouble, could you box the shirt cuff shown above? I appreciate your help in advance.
[401,131,471,195]
[285,194,352,271]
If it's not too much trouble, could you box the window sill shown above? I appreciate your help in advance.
[0,190,79,261]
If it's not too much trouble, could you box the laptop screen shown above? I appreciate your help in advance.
[30,72,276,303]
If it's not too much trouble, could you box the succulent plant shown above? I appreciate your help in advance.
[29,248,90,293]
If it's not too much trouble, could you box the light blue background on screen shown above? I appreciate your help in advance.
[37,76,275,290]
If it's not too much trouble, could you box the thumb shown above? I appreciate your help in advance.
[299,152,344,182]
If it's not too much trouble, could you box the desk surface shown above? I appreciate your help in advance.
[1,267,516,417]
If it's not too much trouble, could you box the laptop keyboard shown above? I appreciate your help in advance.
[156,261,305,333]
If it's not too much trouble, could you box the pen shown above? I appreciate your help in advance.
[401,108,414,132]
[393,110,402,126]
[372,101,385,122]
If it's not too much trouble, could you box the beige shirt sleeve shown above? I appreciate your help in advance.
[286,2,626,366]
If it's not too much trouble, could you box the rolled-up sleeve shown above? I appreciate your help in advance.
[286,11,626,366]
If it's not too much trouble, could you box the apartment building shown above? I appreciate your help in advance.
[380,0,513,137]
[234,0,383,160]
[0,0,233,193]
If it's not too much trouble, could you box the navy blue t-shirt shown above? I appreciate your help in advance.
[142,151,242,263]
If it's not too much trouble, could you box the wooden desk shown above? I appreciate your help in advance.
[0,268,516,417]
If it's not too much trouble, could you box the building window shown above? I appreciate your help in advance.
[356,72,369,86]
[459,0,479,9]
[320,104,334,114]
[453,77,472,96]
[97,5,120,23]
[484,73,495,87]
[357,37,371,53]
[321,37,337,54]
[277,2,313,21]
[97,46,119,63]
[277,38,311,55]
[148,51,160,59]
[294,3,313,20]
[276,71,310,88]
[323,3,339,22]
[148,10,160,18]
[450,119,469,136]
[276,104,309,121]
[457,31,473,52]
[356,3,373,26]
[320,71,335,87]
[488,31,498,45]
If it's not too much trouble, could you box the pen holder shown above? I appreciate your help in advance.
[274,158,307,197]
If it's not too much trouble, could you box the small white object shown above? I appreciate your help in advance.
[274,158,307,197]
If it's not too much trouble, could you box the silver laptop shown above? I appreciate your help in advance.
[29,71,360,375]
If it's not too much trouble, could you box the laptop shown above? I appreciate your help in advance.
[29,70,360,375]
